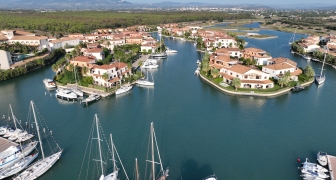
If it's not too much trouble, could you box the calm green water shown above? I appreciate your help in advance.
[1,30,336,180]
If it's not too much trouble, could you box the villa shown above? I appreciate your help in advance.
[69,56,96,69]
[243,47,272,65]
[220,64,274,89]
[262,57,302,81]
[90,62,131,87]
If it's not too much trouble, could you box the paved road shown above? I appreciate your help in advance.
[10,53,51,68]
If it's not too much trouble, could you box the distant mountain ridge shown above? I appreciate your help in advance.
[0,0,336,10]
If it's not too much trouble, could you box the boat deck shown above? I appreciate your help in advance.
[328,155,336,180]
[0,136,18,152]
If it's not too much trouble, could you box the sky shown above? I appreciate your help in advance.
[126,0,336,5]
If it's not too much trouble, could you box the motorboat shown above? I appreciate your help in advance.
[291,84,305,92]
[317,152,328,166]
[165,47,177,53]
[141,60,159,69]
[15,132,34,143]
[0,126,10,136]
[3,128,15,138]
[0,152,39,179]
[55,88,78,100]
[300,173,324,180]
[7,129,24,141]
[0,146,22,169]
[196,60,201,64]
[82,93,101,105]
[332,65,336,69]
[300,158,329,179]
[43,79,56,89]
[311,58,319,62]
[301,158,328,173]
[151,52,167,58]
[302,55,311,60]
[203,175,217,180]
[115,84,132,95]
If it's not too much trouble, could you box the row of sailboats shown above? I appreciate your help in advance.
[0,101,62,180]
[80,114,169,180]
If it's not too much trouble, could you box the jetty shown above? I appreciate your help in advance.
[132,54,149,69]
[57,84,113,98]
[0,136,18,152]
[328,155,336,180]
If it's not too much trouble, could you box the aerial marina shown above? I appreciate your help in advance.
[1,8,336,180]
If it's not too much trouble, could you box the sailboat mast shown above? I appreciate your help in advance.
[31,101,45,159]
[9,104,17,129]
[95,114,104,176]
[110,133,116,172]
[151,122,155,180]
[135,158,139,180]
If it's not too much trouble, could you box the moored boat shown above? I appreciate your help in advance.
[291,84,305,92]
[55,88,78,100]
[165,47,177,53]
[115,84,132,95]
[43,79,56,89]
[82,93,101,105]
[317,151,328,166]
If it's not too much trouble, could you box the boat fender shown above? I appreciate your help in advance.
[297,158,301,162]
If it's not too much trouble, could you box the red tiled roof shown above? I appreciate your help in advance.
[228,64,251,74]
[263,62,294,70]
[72,56,96,63]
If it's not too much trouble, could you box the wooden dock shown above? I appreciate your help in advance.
[132,54,149,69]
[0,136,18,152]
[57,84,114,98]
[328,155,336,180]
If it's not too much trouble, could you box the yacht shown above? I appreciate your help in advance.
[203,175,217,180]
[15,132,34,143]
[69,87,84,97]
[55,88,78,100]
[317,151,328,166]
[0,126,10,136]
[291,84,305,92]
[82,93,101,105]
[3,128,15,138]
[302,55,311,60]
[0,152,39,179]
[115,84,132,95]
[300,158,329,179]
[141,60,159,69]
[315,49,327,85]
[43,79,56,89]
[151,52,167,58]
[165,47,177,53]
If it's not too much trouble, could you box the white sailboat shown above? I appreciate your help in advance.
[136,70,154,86]
[315,48,327,85]
[289,28,296,45]
[146,122,169,180]
[69,65,84,97]
[85,115,128,180]
[165,47,177,53]
[7,105,34,143]
[115,83,132,95]
[14,101,62,180]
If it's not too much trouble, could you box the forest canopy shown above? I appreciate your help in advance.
[0,11,253,35]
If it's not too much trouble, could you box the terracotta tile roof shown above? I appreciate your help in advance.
[263,62,294,70]
[228,64,252,74]
[290,69,302,76]
[85,48,103,53]
[109,77,120,83]
[87,43,99,48]
[50,37,79,44]
[0,35,8,41]
[227,48,241,51]
[10,36,47,40]
[220,73,233,80]
[216,48,229,54]
[244,47,266,53]
[72,56,96,63]
[211,64,225,69]
[270,57,297,67]
[92,64,117,70]
[14,30,35,36]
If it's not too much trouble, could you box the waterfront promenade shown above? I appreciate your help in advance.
[132,54,149,69]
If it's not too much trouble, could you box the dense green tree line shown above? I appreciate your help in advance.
[0,48,65,81]
[0,11,252,36]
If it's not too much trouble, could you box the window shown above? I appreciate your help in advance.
[244,75,248,79]
[264,76,267,79]
[230,73,232,75]
[236,75,239,78]
[256,76,260,79]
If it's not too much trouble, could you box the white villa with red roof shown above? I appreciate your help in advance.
[83,48,105,60]
[262,57,302,81]
[243,47,272,65]
[91,62,131,87]
[220,64,274,89]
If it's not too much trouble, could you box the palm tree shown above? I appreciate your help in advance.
[211,68,220,78]
[102,73,109,83]
[278,77,286,87]
[52,64,58,73]
[232,78,241,90]
[67,64,74,72]
[81,66,88,75]
[283,71,291,86]
[202,62,210,74]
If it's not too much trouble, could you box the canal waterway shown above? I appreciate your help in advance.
[0,29,336,180]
